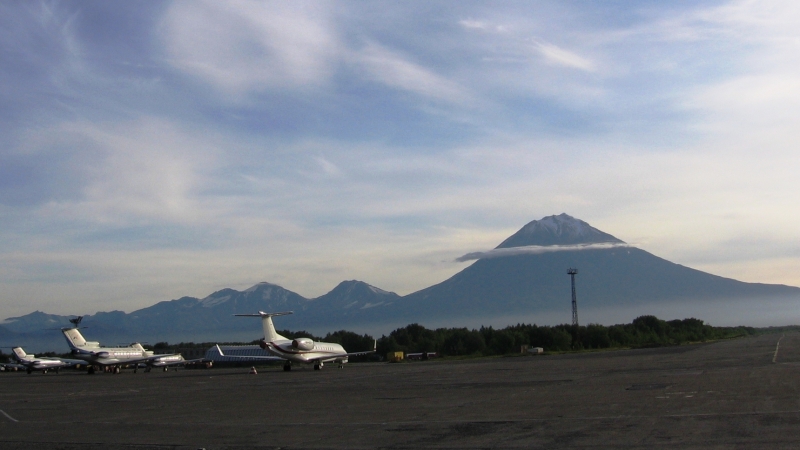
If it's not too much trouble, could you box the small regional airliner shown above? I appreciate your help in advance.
[61,316,197,374]
[8,347,83,374]
[216,311,375,371]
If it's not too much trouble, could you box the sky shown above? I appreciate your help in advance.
[1,0,799,321]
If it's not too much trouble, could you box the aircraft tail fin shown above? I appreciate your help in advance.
[11,347,28,361]
[234,311,292,342]
[130,343,146,352]
[62,327,88,349]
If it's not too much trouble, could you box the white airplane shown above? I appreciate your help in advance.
[9,347,83,374]
[216,311,376,371]
[61,317,194,374]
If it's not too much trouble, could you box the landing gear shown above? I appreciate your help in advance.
[314,361,324,371]
[163,366,168,372]
[283,361,292,372]
[26,368,32,375]
[55,367,60,374]
[113,366,121,374]
[88,366,95,375]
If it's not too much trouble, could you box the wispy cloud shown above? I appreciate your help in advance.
[355,42,473,105]
[459,19,507,33]
[16,117,220,227]
[455,242,632,262]
[532,40,596,72]
[160,0,338,95]
[459,19,488,30]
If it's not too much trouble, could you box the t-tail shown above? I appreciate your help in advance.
[234,311,292,342]
[61,327,99,349]
[12,347,29,361]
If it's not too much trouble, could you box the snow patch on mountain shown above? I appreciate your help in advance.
[496,213,624,248]
[200,294,232,307]
[368,285,391,295]
[360,301,385,309]
[244,283,270,293]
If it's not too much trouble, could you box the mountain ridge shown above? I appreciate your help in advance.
[4,214,799,351]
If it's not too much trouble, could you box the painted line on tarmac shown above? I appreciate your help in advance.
[773,334,784,363]
[16,409,800,427]
[0,409,19,423]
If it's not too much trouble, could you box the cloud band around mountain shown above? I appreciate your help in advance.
[455,242,633,262]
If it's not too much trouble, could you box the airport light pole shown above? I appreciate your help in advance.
[567,268,578,327]
[567,268,581,349]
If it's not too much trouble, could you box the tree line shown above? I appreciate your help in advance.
[49,315,755,360]
[375,315,757,357]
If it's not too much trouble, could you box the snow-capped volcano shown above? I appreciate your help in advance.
[496,213,624,248]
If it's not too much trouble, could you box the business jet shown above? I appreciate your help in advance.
[9,347,83,374]
[217,311,375,371]
[61,316,194,374]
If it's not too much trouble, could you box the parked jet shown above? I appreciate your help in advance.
[217,311,376,371]
[9,347,82,374]
[61,317,194,374]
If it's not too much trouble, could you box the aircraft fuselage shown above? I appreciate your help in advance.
[260,339,349,364]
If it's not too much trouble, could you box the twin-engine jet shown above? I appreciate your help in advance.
[61,317,193,374]
[8,347,82,374]
[216,311,376,371]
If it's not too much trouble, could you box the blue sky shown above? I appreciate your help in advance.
[2,1,799,321]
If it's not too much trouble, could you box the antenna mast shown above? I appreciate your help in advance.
[567,268,578,327]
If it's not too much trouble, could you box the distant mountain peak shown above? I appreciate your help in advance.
[244,281,281,293]
[496,213,624,248]
[312,280,400,311]
[332,280,395,297]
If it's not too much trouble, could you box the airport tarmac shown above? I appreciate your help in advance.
[2,332,800,449]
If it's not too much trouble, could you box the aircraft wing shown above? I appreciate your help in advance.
[305,340,378,362]
[306,351,371,363]
[149,357,207,367]
[346,339,377,358]
[47,358,85,367]
[91,353,183,367]
[214,345,283,361]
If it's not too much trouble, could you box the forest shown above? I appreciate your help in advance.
[251,315,757,359]
[372,315,756,357]
[10,315,755,361]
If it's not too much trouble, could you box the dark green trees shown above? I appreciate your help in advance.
[374,316,754,358]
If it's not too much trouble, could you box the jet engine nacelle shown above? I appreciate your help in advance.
[292,338,315,351]
[94,351,110,359]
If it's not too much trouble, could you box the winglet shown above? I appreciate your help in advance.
[215,344,226,357]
